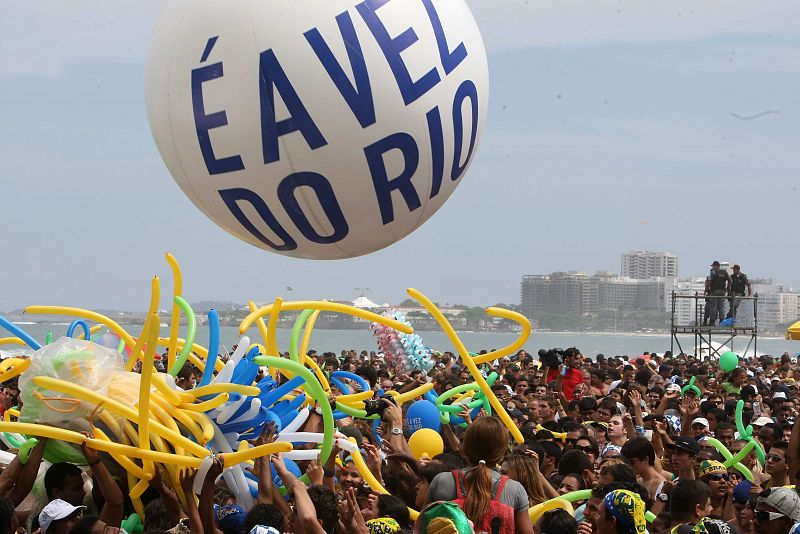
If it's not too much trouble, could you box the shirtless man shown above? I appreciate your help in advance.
[620,437,668,499]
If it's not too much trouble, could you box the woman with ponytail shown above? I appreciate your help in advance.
[426,417,533,534]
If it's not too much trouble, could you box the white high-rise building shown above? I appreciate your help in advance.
[622,251,678,279]
[672,277,707,325]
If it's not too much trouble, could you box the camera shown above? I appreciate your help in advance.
[363,394,397,418]
[537,348,564,369]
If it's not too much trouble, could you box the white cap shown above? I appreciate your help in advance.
[691,417,710,428]
[752,416,774,427]
[609,380,622,392]
[666,383,681,394]
[39,499,85,533]
[746,370,754,377]
[773,391,787,400]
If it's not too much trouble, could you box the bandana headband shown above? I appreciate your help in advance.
[603,489,646,534]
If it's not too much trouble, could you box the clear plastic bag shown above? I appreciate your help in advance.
[19,337,127,430]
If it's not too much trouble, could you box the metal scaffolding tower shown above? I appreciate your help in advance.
[670,292,758,360]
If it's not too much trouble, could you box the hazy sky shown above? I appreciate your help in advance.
[2,1,799,312]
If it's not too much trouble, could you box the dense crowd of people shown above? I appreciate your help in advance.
[0,345,799,534]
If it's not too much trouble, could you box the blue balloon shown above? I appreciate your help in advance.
[0,315,41,350]
[260,376,305,408]
[329,376,352,395]
[269,457,301,487]
[231,349,260,385]
[263,410,283,433]
[372,418,383,445]
[199,309,220,387]
[330,371,370,394]
[219,406,268,435]
[405,400,441,433]
[279,408,300,428]
[66,320,91,340]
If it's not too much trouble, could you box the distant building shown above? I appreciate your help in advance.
[520,275,551,315]
[520,271,668,318]
[621,251,678,279]
[753,280,799,331]
[672,277,707,325]
[549,272,592,314]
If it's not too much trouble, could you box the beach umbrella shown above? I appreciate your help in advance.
[787,320,800,340]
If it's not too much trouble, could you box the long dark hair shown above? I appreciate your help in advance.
[461,417,510,526]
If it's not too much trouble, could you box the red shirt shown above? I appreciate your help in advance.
[546,366,584,400]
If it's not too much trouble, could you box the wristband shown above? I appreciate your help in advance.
[635,425,645,435]
[323,468,335,478]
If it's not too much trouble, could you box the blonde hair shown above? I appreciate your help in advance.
[503,452,549,506]
[461,417,510,526]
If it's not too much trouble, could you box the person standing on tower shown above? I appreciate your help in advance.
[727,264,752,320]
[706,261,730,326]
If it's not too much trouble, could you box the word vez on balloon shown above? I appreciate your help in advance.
[190,0,480,252]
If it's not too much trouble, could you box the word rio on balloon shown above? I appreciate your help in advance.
[146,0,489,259]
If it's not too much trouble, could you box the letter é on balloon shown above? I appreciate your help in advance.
[259,50,328,164]
[304,12,376,129]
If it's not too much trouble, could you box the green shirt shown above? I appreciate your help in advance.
[722,382,741,395]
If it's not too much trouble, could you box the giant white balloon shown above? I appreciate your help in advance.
[145,0,488,259]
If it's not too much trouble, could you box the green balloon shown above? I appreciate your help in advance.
[720,351,739,372]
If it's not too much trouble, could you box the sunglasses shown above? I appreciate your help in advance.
[706,474,729,482]
[575,445,595,455]
[767,454,785,463]
[755,510,787,523]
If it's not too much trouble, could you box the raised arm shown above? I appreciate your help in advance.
[199,456,225,534]
[273,453,327,534]
[7,437,47,506]
[81,435,124,528]
[178,469,203,534]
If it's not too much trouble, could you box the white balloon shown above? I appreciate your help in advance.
[145,0,488,259]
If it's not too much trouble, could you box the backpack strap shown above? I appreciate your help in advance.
[493,476,509,501]
[452,470,466,499]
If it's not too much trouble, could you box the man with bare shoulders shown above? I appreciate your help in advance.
[621,437,668,499]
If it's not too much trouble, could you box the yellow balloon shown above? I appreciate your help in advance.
[138,309,160,475]
[75,324,104,340]
[266,297,282,357]
[406,289,524,444]
[388,382,434,405]
[165,252,183,371]
[0,358,30,383]
[337,390,374,404]
[189,383,261,398]
[24,306,136,352]
[471,308,531,364]
[299,310,330,392]
[529,498,574,523]
[345,438,419,520]
[408,429,444,460]
[240,301,412,335]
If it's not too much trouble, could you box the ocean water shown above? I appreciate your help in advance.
[4,322,795,359]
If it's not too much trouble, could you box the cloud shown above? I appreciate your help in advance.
[0,1,162,77]
[466,0,800,51]
[673,43,800,73]
[3,1,800,78]
[481,114,799,175]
